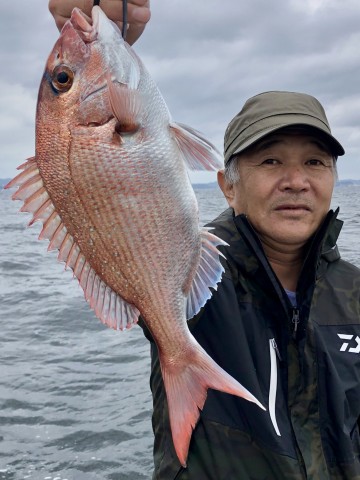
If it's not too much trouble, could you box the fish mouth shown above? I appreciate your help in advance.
[69,5,107,43]
[68,4,122,44]
[72,5,113,41]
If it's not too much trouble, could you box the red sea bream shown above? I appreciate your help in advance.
[5,7,264,466]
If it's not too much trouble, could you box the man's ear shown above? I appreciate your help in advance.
[217,169,235,206]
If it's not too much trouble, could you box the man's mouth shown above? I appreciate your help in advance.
[274,204,312,212]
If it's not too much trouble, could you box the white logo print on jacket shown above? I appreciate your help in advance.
[338,334,360,353]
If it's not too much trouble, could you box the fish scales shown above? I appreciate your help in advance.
[5,6,264,467]
[67,134,200,303]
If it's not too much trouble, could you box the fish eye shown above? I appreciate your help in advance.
[51,65,75,93]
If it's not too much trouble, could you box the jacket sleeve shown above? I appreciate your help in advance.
[137,316,154,342]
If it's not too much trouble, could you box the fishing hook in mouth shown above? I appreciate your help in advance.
[93,0,128,41]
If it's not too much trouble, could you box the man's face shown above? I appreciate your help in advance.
[218,131,336,249]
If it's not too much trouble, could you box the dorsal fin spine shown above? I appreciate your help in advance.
[7,160,140,332]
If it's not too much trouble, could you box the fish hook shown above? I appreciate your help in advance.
[93,0,128,41]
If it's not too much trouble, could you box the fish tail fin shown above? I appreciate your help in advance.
[160,344,265,467]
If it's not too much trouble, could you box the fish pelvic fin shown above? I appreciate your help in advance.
[170,122,224,171]
[6,158,139,331]
[160,342,265,467]
[186,228,228,320]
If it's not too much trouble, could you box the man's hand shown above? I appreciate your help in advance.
[48,0,151,45]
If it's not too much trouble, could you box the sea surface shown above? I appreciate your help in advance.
[0,185,359,480]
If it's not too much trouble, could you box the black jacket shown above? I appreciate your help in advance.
[147,208,360,479]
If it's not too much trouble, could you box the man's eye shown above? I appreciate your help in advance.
[262,158,279,165]
[307,159,324,166]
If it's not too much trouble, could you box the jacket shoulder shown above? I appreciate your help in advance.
[206,208,235,244]
[326,257,360,282]
[314,257,360,326]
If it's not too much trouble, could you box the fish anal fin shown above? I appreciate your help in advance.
[186,228,228,320]
[108,77,141,133]
[170,122,223,171]
[160,342,265,467]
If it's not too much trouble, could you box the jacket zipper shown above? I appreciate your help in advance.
[269,339,281,436]
[292,308,300,340]
[235,213,330,477]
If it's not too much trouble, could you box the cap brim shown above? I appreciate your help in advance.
[229,117,345,161]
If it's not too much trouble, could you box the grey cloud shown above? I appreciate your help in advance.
[1,0,360,179]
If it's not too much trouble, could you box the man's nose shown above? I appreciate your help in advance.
[279,165,310,191]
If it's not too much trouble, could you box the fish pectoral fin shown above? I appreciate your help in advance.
[185,228,228,320]
[108,77,141,133]
[161,343,265,467]
[170,122,224,171]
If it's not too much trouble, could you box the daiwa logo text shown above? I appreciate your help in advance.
[337,334,360,353]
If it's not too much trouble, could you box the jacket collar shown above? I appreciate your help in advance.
[208,208,343,308]
[209,208,343,293]
[209,207,342,268]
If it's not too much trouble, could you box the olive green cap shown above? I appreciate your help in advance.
[224,91,345,165]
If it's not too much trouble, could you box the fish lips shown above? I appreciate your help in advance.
[68,8,98,43]
[68,5,122,42]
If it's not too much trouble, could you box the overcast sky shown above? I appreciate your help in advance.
[1,0,360,182]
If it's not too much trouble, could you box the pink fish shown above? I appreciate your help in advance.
[5,7,264,466]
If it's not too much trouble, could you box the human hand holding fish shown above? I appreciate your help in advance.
[5,6,264,467]
[49,0,150,44]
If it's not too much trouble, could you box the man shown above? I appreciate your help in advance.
[147,92,360,480]
[50,2,360,478]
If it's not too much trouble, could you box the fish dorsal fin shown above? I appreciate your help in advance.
[5,159,140,330]
[107,77,142,133]
[186,228,228,320]
[170,122,224,171]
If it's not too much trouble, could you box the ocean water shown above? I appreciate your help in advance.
[0,185,359,480]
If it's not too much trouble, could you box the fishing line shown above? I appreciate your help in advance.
[92,0,128,42]
[122,0,128,41]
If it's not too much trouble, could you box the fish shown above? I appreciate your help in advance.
[5,6,264,467]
